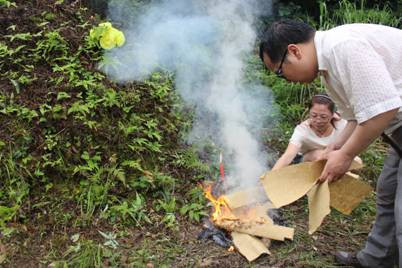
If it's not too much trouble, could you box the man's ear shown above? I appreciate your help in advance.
[288,44,302,60]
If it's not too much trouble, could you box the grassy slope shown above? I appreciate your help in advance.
[0,0,391,267]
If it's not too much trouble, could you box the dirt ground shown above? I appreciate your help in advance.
[1,192,375,267]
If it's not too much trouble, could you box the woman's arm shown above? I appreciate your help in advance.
[322,120,357,157]
[272,143,300,170]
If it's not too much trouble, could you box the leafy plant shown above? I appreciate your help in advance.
[180,203,206,222]
[155,196,178,228]
[0,0,16,7]
[0,205,18,228]
[98,230,119,249]
[180,186,207,222]
[33,30,69,61]
[5,32,35,42]
[107,193,151,226]
[63,240,104,268]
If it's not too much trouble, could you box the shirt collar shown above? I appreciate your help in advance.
[314,31,328,72]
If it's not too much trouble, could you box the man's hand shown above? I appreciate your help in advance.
[319,109,398,183]
[317,150,354,183]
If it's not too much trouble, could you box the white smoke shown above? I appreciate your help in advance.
[103,0,276,191]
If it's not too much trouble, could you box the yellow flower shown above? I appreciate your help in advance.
[114,29,125,47]
[99,25,125,49]
[100,31,115,49]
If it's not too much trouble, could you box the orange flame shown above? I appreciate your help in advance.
[203,185,237,222]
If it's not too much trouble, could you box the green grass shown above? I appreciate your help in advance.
[319,0,401,29]
[128,237,184,267]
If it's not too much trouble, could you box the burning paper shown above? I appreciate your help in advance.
[231,202,274,224]
[204,185,237,222]
[203,182,294,262]
[202,155,370,263]
[215,218,294,241]
[223,186,268,209]
[204,185,294,240]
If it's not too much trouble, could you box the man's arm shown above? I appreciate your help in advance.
[323,120,357,155]
[333,120,357,150]
[319,39,402,182]
[318,108,399,183]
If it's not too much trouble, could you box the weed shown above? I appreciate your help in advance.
[0,149,31,210]
[128,237,183,267]
[63,240,104,268]
[5,32,35,42]
[107,193,151,226]
[298,251,334,267]
[319,0,401,29]
[180,186,208,222]
[0,0,16,7]
[172,147,211,175]
[180,202,207,222]
[0,205,18,229]
[98,230,119,249]
[155,196,178,228]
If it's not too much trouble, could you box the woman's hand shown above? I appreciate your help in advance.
[319,143,338,160]
[303,149,325,161]
[321,120,358,161]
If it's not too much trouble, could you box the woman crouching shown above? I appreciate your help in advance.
[272,94,359,170]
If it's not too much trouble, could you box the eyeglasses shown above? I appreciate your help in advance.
[275,49,288,79]
[309,112,330,121]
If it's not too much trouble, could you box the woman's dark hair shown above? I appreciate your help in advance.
[259,19,316,63]
[309,94,338,128]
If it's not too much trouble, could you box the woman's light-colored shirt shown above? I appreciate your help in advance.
[289,119,347,154]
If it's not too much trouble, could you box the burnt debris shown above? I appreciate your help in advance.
[198,218,232,248]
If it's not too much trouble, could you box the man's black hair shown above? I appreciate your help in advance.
[259,19,316,64]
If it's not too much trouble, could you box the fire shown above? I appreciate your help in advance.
[204,185,237,222]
